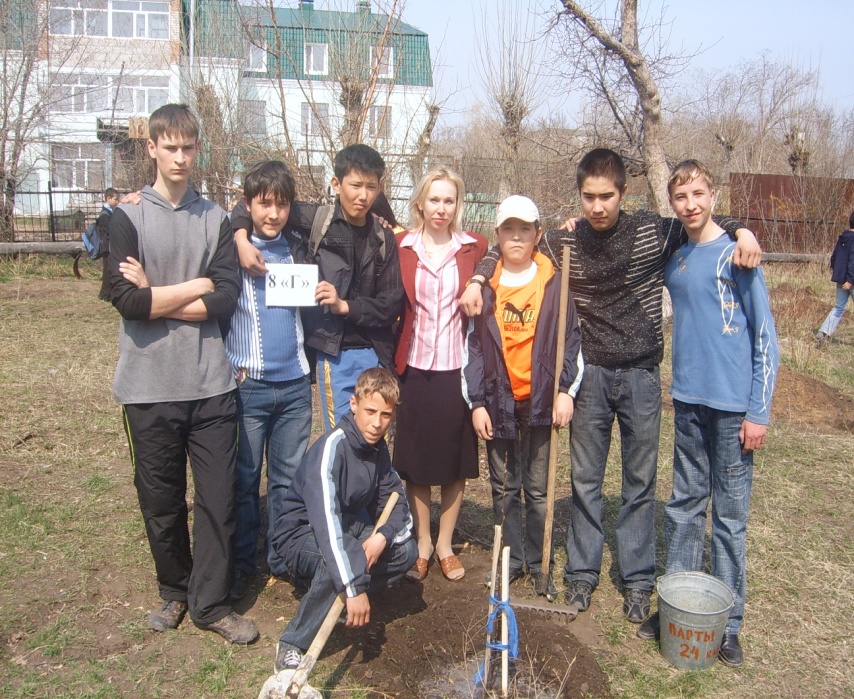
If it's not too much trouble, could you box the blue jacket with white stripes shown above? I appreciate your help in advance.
[269,412,412,598]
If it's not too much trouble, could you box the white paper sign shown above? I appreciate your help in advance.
[265,264,318,307]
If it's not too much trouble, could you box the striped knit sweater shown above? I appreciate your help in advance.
[475,211,742,368]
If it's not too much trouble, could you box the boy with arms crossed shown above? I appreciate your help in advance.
[269,368,417,672]
[637,161,779,667]
[109,104,257,643]
[225,161,312,596]
[233,145,403,429]
[464,196,584,599]
[461,149,761,623]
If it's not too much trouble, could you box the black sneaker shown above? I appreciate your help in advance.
[814,331,830,348]
[637,610,660,640]
[483,568,525,588]
[148,600,187,631]
[718,633,744,667]
[530,572,557,602]
[197,612,259,644]
[623,588,651,623]
[230,570,251,601]
[564,580,593,611]
[275,642,304,672]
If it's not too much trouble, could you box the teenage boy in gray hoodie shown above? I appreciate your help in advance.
[108,103,258,644]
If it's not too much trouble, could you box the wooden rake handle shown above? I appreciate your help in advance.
[285,491,400,698]
[540,244,571,595]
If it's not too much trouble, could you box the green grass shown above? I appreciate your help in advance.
[1,260,852,698]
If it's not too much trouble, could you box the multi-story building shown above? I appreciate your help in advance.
[12,0,433,220]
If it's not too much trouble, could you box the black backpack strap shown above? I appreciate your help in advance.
[309,205,335,257]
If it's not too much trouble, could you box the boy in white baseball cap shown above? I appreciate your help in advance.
[463,195,584,599]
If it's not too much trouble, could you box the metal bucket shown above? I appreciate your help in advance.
[656,571,734,670]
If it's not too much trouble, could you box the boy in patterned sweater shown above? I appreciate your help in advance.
[225,161,313,598]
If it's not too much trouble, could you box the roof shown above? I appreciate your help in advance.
[265,4,427,37]
[194,0,432,87]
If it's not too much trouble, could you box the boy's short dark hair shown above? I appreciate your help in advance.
[354,367,400,406]
[333,144,385,182]
[576,148,627,191]
[243,160,296,205]
[849,211,854,229]
[105,187,119,199]
[148,103,200,144]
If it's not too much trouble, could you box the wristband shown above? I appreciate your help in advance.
[467,278,485,288]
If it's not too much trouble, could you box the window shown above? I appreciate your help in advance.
[50,0,169,39]
[240,100,267,139]
[52,143,106,190]
[247,43,266,73]
[304,43,328,76]
[301,102,329,137]
[367,105,391,140]
[371,45,393,79]
[111,0,169,39]
[49,0,107,36]
[114,75,170,113]
[52,74,110,113]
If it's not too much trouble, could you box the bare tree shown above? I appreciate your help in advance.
[1,0,56,240]
[554,0,688,213]
[475,1,546,199]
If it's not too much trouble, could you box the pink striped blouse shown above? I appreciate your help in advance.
[399,230,479,371]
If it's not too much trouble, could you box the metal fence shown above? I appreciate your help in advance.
[12,187,106,243]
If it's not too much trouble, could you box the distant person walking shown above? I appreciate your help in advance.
[97,187,120,301]
[815,212,854,347]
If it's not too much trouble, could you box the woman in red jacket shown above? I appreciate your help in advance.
[393,168,488,582]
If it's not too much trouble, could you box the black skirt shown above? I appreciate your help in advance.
[393,366,479,485]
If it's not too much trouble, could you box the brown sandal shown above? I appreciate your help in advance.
[405,556,430,582]
[438,554,465,582]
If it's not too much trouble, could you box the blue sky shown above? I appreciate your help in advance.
[399,0,854,128]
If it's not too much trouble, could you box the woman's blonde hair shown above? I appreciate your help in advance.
[408,167,465,233]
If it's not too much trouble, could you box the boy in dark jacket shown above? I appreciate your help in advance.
[815,212,854,346]
[463,196,583,599]
[97,187,119,301]
[270,368,417,672]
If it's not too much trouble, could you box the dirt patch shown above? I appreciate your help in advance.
[307,554,611,698]
[771,364,854,432]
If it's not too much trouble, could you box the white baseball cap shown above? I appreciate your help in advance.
[495,195,540,227]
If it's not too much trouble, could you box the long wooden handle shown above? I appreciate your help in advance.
[482,525,503,687]
[540,244,571,594]
[286,491,401,697]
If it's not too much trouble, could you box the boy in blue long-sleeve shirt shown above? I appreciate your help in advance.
[638,160,779,668]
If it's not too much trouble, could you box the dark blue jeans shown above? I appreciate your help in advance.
[234,375,311,576]
[665,400,754,634]
[564,365,660,592]
[486,402,552,574]
[279,530,418,651]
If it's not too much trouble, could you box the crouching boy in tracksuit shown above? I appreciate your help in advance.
[464,195,584,600]
[270,368,417,672]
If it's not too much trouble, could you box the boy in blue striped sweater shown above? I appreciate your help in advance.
[225,161,312,598]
